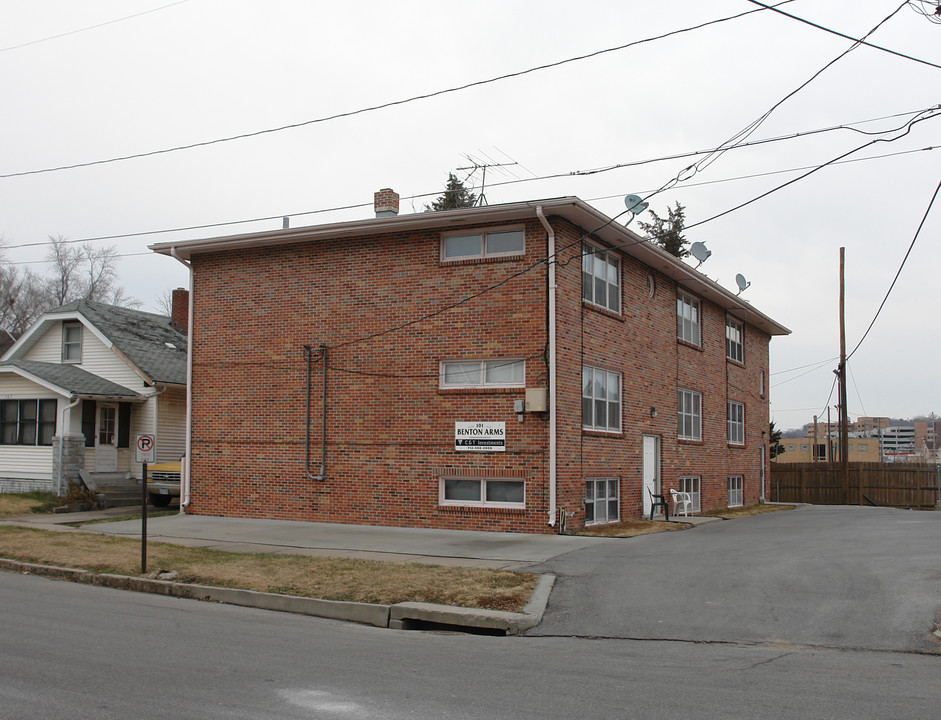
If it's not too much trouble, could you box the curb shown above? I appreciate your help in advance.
[0,558,553,635]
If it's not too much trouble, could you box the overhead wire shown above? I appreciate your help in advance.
[0,1,795,180]
[4,107,935,256]
[748,0,941,69]
[845,174,941,361]
[0,1,188,53]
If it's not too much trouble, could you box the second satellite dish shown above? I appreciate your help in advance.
[624,194,649,215]
[735,273,751,295]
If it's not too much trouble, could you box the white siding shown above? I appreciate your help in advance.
[156,388,186,462]
[23,320,144,391]
[0,446,54,482]
[0,375,61,397]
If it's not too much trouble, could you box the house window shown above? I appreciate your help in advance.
[800,443,809,451]
[759,370,765,397]
[679,476,701,513]
[441,228,524,261]
[728,476,743,507]
[676,290,700,346]
[441,359,524,388]
[677,389,701,441]
[787,444,796,451]
[726,317,744,363]
[858,443,868,451]
[727,401,744,445]
[0,399,57,446]
[62,322,82,362]
[439,477,525,508]
[581,242,620,313]
[582,366,621,432]
[585,477,619,525]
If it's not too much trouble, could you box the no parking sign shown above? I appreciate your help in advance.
[135,434,155,464]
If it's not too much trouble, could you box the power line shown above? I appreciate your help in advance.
[5,107,934,256]
[748,0,941,69]
[645,1,913,205]
[0,1,188,53]
[0,2,793,180]
[846,174,941,361]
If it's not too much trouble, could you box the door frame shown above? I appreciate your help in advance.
[642,434,661,516]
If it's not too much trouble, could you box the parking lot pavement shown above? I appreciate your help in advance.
[525,504,941,653]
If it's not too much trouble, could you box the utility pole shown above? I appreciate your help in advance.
[839,247,850,503]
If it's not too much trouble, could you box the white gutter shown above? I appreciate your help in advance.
[536,207,557,528]
[170,248,194,512]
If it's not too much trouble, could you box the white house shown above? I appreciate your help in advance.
[0,298,187,496]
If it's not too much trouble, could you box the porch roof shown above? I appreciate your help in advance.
[0,360,144,400]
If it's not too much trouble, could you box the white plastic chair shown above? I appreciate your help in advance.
[670,488,693,517]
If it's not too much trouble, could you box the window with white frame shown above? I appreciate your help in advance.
[727,401,745,445]
[759,370,765,397]
[0,399,57,446]
[728,475,743,507]
[676,290,701,345]
[584,477,619,524]
[62,322,82,362]
[679,476,701,513]
[440,359,524,388]
[726,317,744,363]
[441,228,525,261]
[677,389,701,441]
[582,366,621,432]
[581,242,620,313]
[439,477,525,508]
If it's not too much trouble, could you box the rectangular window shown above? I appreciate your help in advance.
[62,322,82,362]
[0,399,57,446]
[581,242,620,313]
[439,477,525,508]
[726,317,744,363]
[759,370,765,397]
[582,366,621,432]
[679,476,701,513]
[584,477,619,525]
[858,443,868,451]
[440,359,524,388]
[728,476,743,507]
[677,389,702,441]
[727,401,744,445]
[441,228,524,261]
[676,290,701,345]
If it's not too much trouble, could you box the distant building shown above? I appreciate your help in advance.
[776,435,880,463]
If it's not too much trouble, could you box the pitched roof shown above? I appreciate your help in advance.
[0,359,143,399]
[56,300,188,386]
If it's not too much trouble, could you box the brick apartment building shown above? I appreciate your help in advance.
[152,191,789,533]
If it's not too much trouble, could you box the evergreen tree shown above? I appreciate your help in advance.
[769,421,785,460]
[426,173,477,211]
[637,202,689,259]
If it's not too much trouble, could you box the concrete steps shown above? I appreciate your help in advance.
[79,471,142,508]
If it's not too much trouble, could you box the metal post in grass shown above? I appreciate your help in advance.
[135,434,156,574]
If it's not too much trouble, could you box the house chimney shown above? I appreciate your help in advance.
[171,287,189,334]
[374,188,399,218]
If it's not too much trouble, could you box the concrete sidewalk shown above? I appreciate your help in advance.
[8,508,621,570]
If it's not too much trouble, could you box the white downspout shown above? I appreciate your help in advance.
[57,395,81,496]
[536,207,557,527]
[170,248,194,512]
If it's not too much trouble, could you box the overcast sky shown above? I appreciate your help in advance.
[2,0,939,431]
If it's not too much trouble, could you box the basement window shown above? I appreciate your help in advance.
[439,477,525,508]
[440,359,524,388]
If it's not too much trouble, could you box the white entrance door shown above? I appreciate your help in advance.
[95,404,118,472]
[642,435,660,516]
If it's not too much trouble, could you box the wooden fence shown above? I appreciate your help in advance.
[769,462,940,509]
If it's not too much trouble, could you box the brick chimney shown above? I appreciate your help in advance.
[171,287,189,334]
[374,188,399,218]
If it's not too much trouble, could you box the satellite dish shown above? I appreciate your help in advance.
[735,273,751,295]
[690,241,712,268]
[624,194,649,215]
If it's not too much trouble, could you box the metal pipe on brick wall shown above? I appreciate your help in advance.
[536,207,558,528]
[170,247,194,512]
[304,344,327,480]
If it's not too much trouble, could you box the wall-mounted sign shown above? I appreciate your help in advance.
[455,421,505,452]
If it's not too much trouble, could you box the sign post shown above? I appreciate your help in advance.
[135,434,155,573]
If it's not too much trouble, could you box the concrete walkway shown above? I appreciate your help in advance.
[4,508,719,569]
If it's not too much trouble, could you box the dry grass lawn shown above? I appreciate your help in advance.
[0,492,59,518]
[0,526,537,612]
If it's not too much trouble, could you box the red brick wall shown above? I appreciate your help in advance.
[187,214,772,532]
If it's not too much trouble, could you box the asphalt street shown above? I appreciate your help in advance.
[526,505,941,653]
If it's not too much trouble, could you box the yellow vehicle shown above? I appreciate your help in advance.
[146,460,181,507]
